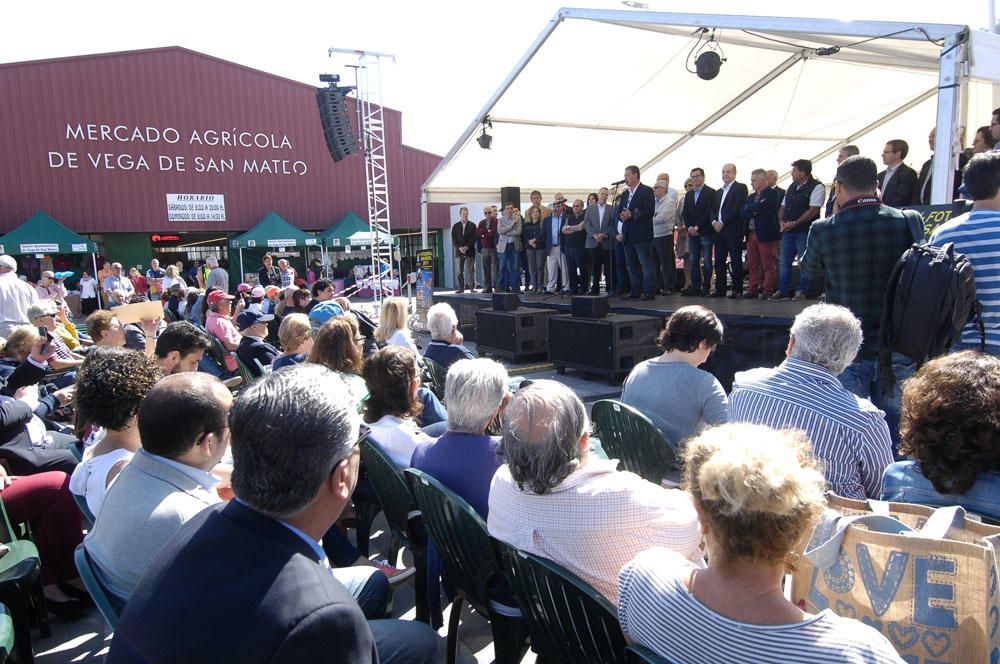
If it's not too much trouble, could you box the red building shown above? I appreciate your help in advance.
[0,46,449,275]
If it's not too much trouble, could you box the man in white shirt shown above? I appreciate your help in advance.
[0,255,38,338]
[488,380,703,604]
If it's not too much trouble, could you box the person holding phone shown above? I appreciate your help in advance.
[27,301,83,371]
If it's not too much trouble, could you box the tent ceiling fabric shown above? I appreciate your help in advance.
[423,8,999,203]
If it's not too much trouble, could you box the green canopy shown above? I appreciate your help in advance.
[316,211,370,250]
[228,211,318,250]
[0,211,98,255]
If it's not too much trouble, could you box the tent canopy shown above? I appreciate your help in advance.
[317,211,370,249]
[228,211,318,250]
[422,8,1000,205]
[0,211,98,255]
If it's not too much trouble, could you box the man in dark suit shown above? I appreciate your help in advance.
[681,167,717,296]
[257,253,281,288]
[451,207,477,292]
[710,164,749,297]
[236,311,279,376]
[616,165,657,300]
[877,139,918,208]
[583,187,615,294]
[825,145,860,216]
[913,127,968,205]
[541,197,569,294]
[108,364,439,664]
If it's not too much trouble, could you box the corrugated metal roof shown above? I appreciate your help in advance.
[0,46,450,234]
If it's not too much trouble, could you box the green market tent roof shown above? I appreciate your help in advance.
[0,211,98,255]
[228,211,319,250]
[316,211,370,250]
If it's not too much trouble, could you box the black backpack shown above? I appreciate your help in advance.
[878,217,984,391]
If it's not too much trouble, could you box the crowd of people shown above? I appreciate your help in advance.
[0,117,994,661]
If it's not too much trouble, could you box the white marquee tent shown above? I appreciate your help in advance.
[420,8,1000,243]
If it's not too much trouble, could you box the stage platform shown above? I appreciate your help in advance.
[433,289,813,390]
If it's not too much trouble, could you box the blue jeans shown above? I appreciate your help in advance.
[498,246,521,292]
[689,235,714,292]
[838,352,916,455]
[778,231,811,295]
[368,619,441,664]
[624,242,656,295]
[331,565,390,619]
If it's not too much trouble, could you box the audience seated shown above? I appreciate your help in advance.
[422,303,474,369]
[235,310,278,377]
[108,365,440,664]
[120,295,166,355]
[27,300,84,371]
[0,328,76,424]
[204,289,241,373]
[85,373,231,602]
[272,313,313,371]
[621,305,728,447]
[729,304,893,500]
[882,351,1000,519]
[335,297,379,358]
[153,321,212,375]
[69,348,161,518]
[618,424,901,663]
[86,310,126,347]
[374,297,416,352]
[307,299,344,333]
[363,346,432,467]
[488,379,702,604]
[308,316,369,410]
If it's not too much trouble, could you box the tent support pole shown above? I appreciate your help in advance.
[420,190,429,250]
[91,253,101,309]
[931,31,968,204]
[239,248,245,287]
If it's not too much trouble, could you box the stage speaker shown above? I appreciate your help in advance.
[476,308,557,360]
[492,293,521,311]
[316,87,360,162]
[548,314,662,381]
[500,186,521,209]
[571,295,609,319]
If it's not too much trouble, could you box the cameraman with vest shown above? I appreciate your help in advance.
[772,159,825,301]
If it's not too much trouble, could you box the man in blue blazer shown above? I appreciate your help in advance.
[616,165,657,300]
[108,364,439,664]
[235,310,279,376]
[680,167,718,296]
[740,168,783,298]
[709,163,749,298]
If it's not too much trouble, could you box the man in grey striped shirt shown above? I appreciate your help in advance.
[728,304,893,499]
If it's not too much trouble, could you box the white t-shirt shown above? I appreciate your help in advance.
[78,277,97,299]
[69,447,134,519]
[386,329,417,352]
[367,415,432,467]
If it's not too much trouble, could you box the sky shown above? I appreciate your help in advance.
[4,0,993,157]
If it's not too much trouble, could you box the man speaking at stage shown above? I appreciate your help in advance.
[617,165,656,300]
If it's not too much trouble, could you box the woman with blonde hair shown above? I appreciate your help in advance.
[521,206,546,293]
[271,313,313,371]
[618,424,901,663]
[161,264,186,291]
[374,297,415,351]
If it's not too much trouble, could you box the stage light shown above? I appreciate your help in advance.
[477,116,493,150]
[695,51,723,80]
[687,29,726,81]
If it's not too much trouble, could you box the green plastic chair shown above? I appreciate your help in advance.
[404,469,527,664]
[72,493,95,529]
[359,439,429,624]
[421,358,448,403]
[591,399,680,484]
[0,497,45,664]
[625,644,671,663]
[494,539,628,664]
[74,545,124,630]
[0,603,14,664]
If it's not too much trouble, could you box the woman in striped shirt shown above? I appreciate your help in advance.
[618,423,903,663]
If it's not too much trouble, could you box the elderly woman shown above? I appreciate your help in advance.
[161,264,186,291]
[374,297,416,351]
[272,313,313,371]
[363,346,432,467]
[618,424,902,662]
[204,289,241,373]
[27,301,84,371]
[69,347,161,518]
[621,305,727,447]
[86,310,126,347]
[882,351,1000,519]
[422,302,474,369]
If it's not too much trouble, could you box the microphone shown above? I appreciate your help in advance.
[610,179,626,186]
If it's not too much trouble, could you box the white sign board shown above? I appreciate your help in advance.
[166,193,226,222]
[20,243,59,253]
[267,238,296,248]
[71,243,88,252]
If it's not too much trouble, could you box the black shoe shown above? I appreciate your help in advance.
[662,290,673,296]
[727,292,738,299]
[483,288,493,294]
[46,596,91,618]
[641,293,655,301]
[624,293,638,300]
[681,288,696,297]
[700,290,711,297]
[769,292,790,301]
[741,291,756,299]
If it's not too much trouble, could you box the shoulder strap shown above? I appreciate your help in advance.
[901,209,924,243]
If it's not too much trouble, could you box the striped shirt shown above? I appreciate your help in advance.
[728,358,893,500]
[929,209,1000,350]
[618,549,904,664]
[487,458,703,604]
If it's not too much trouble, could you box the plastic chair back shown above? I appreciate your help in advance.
[422,358,448,402]
[359,439,420,549]
[74,545,124,630]
[591,399,679,484]
[404,469,496,614]
[626,644,671,663]
[495,539,627,663]
[253,358,273,376]
[0,603,14,664]
[72,492,95,528]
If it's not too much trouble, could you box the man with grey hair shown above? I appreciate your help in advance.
[729,303,893,499]
[0,255,37,338]
[204,255,229,292]
[109,364,439,663]
[488,380,702,604]
[102,262,134,306]
[422,302,474,369]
